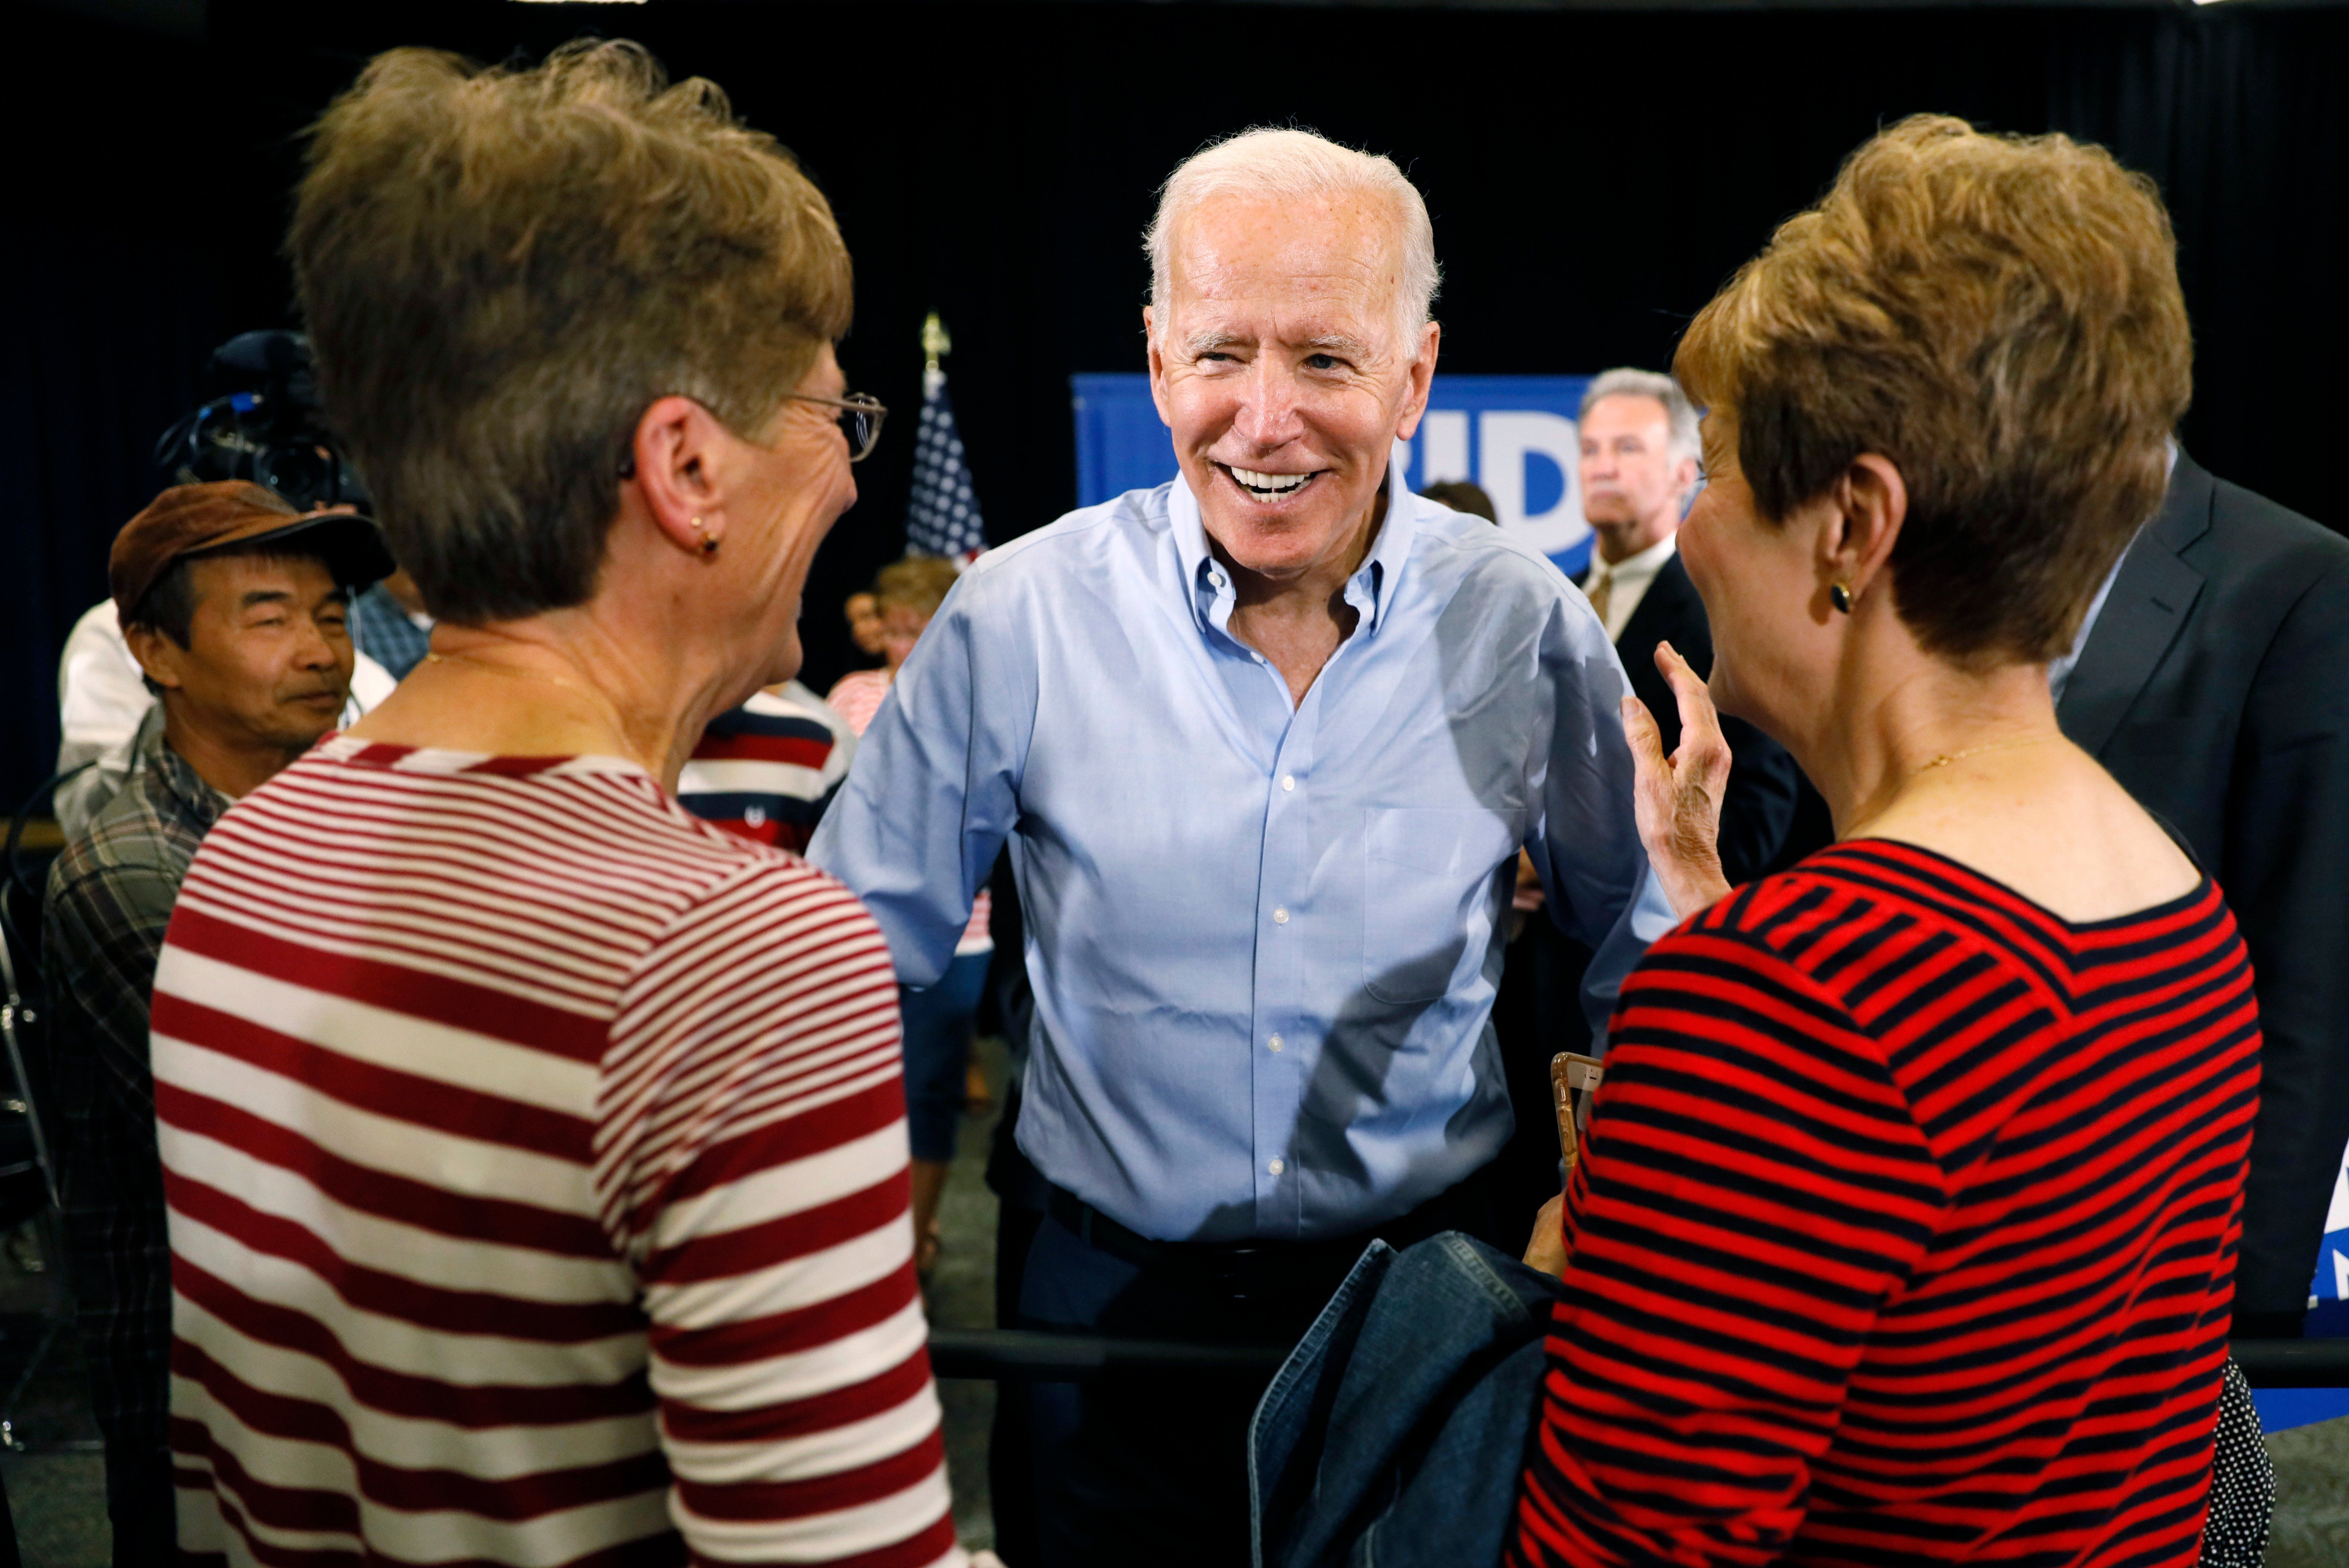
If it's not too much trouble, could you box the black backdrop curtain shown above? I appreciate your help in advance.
[7,1,2346,806]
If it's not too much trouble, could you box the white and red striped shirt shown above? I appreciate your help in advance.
[152,737,964,1568]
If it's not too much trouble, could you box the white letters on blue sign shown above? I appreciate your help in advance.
[1479,410,1588,559]
[1418,409,1471,484]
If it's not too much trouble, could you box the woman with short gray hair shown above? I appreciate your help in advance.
[149,41,980,1568]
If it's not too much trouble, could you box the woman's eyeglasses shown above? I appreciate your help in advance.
[780,390,887,463]
[616,390,889,478]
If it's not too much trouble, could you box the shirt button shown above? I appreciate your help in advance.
[1268,1159,1286,1176]
[1281,775,1295,791]
[1268,1034,1284,1053]
[1273,906,1289,925]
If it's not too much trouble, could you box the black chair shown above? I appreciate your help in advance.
[0,767,86,1459]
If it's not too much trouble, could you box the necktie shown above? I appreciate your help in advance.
[1586,567,1611,629]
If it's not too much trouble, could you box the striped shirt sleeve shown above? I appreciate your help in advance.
[1509,920,1945,1567]
[593,856,964,1568]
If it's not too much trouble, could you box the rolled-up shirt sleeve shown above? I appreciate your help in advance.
[808,573,1031,988]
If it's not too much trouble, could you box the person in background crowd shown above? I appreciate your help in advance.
[150,42,984,1566]
[1579,368,1800,884]
[845,586,888,660]
[1419,477,1496,522]
[813,126,1675,1565]
[348,563,434,679]
[828,554,966,729]
[1504,117,2260,1567]
[52,593,394,838]
[830,552,992,1272]
[41,480,388,1567]
[2054,447,2349,1341]
[675,675,856,852]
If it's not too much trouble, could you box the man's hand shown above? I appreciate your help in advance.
[1512,849,1545,913]
[1523,1193,1571,1278]
[1622,640,1734,920]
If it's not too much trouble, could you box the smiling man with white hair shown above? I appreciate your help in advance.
[812,127,1682,1564]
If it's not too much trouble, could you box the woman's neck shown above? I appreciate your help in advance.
[349,611,739,792]
[1807,658,2063,840]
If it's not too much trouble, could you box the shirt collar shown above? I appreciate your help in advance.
[1589,530,1677,586]
[1168,464,1417,638]
[138,707,236,832]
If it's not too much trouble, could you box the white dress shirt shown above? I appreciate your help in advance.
[1582,533,1679,644]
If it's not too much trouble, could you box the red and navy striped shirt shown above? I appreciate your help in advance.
[1512,839,2259,1567]
[677,681,856,853]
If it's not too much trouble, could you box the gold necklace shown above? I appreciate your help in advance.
[1843,732,2063,840]
[1916,732,2062,772]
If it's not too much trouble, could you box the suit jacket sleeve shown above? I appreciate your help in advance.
[1714,716,1802,887]
[2226,553,2349,1322]
[1618,562,1802,887]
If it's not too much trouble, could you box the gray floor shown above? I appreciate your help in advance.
[2263,1408,2349,1565]
[3,1051,2344,1564]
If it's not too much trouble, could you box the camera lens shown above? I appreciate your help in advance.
[255,443,338,510]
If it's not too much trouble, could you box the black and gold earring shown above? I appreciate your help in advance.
[690,516,720,557]
[1829,580,1855,614]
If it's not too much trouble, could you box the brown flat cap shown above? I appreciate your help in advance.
[110,481,397,627]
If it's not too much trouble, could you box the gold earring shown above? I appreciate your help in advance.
[1829,580,1854,614]
[690,516,719,557]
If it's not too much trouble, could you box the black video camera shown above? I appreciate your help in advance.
[154,331,370,512]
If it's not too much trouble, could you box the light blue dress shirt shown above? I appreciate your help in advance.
[809,475,1677,1242]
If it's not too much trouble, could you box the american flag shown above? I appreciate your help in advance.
[905,313,986,565]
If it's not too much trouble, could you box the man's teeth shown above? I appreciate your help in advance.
[1230,466,1314,497]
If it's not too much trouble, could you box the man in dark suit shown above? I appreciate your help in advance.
[1578,369,1800,883]
[2055,448,2349,1338]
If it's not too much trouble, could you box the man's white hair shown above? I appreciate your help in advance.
[1145,127,1441,353]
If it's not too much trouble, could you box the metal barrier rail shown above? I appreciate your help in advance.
[929,1329,2349,1388]
[928,1330,1287,1382]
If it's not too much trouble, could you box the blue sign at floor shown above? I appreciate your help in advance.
[1072,373,1599,579]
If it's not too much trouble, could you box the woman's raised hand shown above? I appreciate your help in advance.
[1622,641,1735,920]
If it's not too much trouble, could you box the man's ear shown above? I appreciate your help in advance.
[1143,308,1175,429]
[122,622,186,692]
[1824,453,1908,601]
[1393,320,1442,442]
[625,395,737,558]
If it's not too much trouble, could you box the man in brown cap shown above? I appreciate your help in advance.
[39,480,390,1565]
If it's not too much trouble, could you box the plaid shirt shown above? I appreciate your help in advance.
[41,708,229,1546]
[350,579,432,681]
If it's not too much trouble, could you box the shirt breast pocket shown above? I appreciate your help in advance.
[1362,807,1519,1005]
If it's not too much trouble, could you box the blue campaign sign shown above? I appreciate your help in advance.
[2310,1162,2349,1338]
[1072,372,1599,579]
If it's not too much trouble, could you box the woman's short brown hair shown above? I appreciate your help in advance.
[874,556,964,623]
[1675,115,2191,665]
[291,40,853,624]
